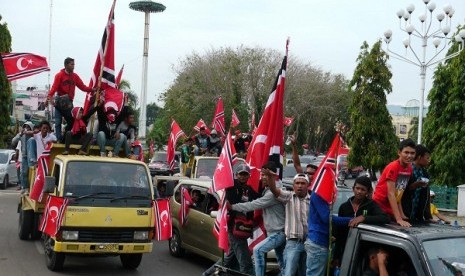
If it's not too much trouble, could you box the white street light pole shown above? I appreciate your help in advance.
[383,0,465,144]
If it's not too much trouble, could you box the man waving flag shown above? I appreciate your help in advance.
[167,119,186,171]
[246,40,288,192]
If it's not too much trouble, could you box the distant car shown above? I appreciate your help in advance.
[0,149,19,189]
[148,151,181,176]
[299,155,316,165]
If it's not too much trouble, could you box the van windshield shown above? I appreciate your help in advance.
[423,237,465,275]
[63,161,152,204]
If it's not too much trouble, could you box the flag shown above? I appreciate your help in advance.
[153,199,172,241]
[116,64,124,87]
[179,186,192,226]
[211,97,226,136]
[103,87,124,120]
[39,195,69,237]
[167,119,186,171]
[193,119,211,134]
[231,109,240,128]
[84,0,116,115]
[0,53,49,81]
[213,193,229,252]
[284,117,294,127]
[29,144,52,202]
[247,223,267,253]
[246,55,287,192]
[310,133,345,204]
[212,131,237,192]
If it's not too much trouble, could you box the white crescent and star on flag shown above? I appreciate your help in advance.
[16,57,33,71]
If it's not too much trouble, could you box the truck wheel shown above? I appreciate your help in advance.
[18,207,33,240]
[169,228,185,257]
[120,253,142,269]
[1,175,8,189]
[31,213,42,240]
[44,235,65,271]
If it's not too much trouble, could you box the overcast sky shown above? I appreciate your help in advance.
[2,0,464,109]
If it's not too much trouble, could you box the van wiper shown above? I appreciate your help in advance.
[73,192,116,201]
[110,195,151,202]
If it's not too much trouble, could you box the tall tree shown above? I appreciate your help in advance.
[346,41,398,179]
[0,16,12,148]
[423,26,465,186]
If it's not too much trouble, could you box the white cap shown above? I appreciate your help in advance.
[293,173,309,183]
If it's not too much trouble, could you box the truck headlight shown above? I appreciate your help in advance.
[62,230,79,241]
[134,231,149,240]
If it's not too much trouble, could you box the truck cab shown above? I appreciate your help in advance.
[18,144,155,271]
[340,223,465,275]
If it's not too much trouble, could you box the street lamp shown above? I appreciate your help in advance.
[129,1,166,140]
[383,0,465,144]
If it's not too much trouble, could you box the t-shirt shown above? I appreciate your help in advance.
[34,132,57,157]
[16,140,22,160]
[373,160,412,216]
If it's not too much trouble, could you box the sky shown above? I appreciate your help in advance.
[1,0,464,109]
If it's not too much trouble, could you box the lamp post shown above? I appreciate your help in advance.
[129,1,166,140]
[383,0,465,144]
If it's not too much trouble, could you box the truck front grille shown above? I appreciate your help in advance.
[78,229,134,243]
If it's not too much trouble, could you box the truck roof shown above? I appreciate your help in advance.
[358,223,465,242]
[54,154,147,165]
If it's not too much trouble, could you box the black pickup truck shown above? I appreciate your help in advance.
[340,223,465,275]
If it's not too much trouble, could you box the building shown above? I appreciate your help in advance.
[12,84,49,124]
[387,99,427,140]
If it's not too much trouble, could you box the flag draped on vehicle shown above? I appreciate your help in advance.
[84,0,116,115]
[231,109,240,128]
[212,131,237,192]
[29,144,52,202]
[153,199,172,241]
[167,119,186,171]
[211,97,226,136]
[179,186,192,227]
[213,193,229,252]
[246,53,287,192]
[39,195,69,237]
[0,53,50,81]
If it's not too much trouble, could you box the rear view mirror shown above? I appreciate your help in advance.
[43,176,56,193]
[210,211,218,218]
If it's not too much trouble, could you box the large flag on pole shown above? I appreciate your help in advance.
[211,97,226,136]
[0,53,50,81]
[84,0,116,115]
[167,119,186,171]
[231,109,240,128]
[30,144,52,202]
[193,119,211,134]
[246,40,288,192]
[212,131,237,192]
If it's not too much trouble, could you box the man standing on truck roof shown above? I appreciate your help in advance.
[373,138,415,227]
[230,161,286,276]
[333,176,390,266]
[46,57,95,142]
[265,171,310,276]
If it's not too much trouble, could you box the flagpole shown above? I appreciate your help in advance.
[89,0,116,141]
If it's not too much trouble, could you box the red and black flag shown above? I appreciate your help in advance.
[84,0,116,115]
[0,53,50,81]
[211,97,226,136]
[246,41,288,192]
[167,119,186,171]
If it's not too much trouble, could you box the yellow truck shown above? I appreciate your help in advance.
[18,144,155,271]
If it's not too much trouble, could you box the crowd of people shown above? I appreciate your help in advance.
[201,137,449,276]
[10,57,141,194]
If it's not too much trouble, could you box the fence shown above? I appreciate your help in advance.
[430,184,458,211]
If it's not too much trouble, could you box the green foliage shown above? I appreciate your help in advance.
[408,117,418,140]
[423,26,465,187]
[0,15,12,148]
[160,46,351,152]
[346,41,398,174]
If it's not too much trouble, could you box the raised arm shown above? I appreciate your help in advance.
[291,135,303,174]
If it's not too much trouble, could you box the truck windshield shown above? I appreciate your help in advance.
[63,161,151,200]
[423,237,465,275]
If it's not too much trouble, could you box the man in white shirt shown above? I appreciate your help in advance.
[27,121,57,166]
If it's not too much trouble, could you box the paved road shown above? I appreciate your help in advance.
[0,188,213,276]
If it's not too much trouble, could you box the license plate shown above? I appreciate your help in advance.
[95,243,119,252]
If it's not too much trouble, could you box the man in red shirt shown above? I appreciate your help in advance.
[373,138,416,227]
[46,57,94,141]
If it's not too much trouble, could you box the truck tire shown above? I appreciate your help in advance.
[18,207,33,240]
[120,253,142,269]
[31,213,42,240]
[44,235,65,271]
[169,228,185,257]
[1,175,8,189]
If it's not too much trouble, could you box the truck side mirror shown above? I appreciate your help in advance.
[43,176,56,193]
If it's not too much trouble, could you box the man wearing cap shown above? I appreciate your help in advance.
[11,121,35,191]
[230,161,286,276]
[195,127,210,156]
[333,176,389,266]
[266,171,310,276]
[203,163,259,276]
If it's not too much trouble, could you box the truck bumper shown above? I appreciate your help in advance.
[53,241,153,254]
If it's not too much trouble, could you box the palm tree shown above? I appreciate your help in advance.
[118,79,138,109]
